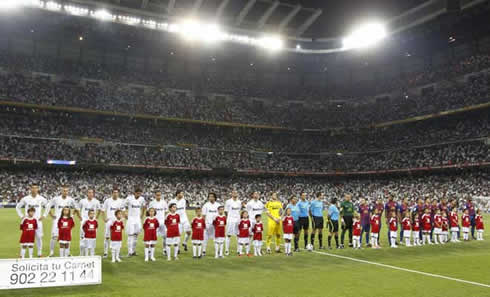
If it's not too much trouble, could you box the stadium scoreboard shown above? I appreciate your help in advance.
[0,256,101,290]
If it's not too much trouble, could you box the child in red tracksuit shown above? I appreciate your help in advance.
[252,214,264,256]
[20,208,38,259]
[388,212,398,248]
[58,207,75,257]
[352,213,361,249]
[421,208,432,245]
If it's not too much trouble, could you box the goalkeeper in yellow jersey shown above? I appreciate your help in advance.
[265,192,283,253]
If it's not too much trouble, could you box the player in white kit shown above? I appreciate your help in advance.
[102,188,126,257]
[44,185,79,257]
[148,190,168,255]
[125,188,146,256]
[201,192,221,256]
[224,190,242,255]
[16,184,48,257]
[246,191,264,223]
[168,190,191,251]
[78,188,101,255]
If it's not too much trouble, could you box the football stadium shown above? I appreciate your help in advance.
[0,0,489,296]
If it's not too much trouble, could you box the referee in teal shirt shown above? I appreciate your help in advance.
[309,192,325,249]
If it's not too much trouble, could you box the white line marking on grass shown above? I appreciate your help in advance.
[311,250,490,289]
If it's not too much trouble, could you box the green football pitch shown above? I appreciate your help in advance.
[0,209,489,297]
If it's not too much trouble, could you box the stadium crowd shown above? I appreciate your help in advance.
[0,52,489,128]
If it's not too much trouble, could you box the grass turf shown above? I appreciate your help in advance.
[0,209,489,297]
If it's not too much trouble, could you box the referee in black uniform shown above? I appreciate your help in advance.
[340,194,355,248]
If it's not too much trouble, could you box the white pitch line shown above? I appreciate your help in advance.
[311,250,490,289]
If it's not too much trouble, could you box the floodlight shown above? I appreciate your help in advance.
[179,19,202,41]
[201,24,225,43]
[46,1,62,11]
[0,0,20,10]
[93,9,112,21]
[342,22,387,50]
[258,35,284,51]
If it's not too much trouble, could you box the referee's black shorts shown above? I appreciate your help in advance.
[293,221,301,234]
[328,220,339,233]
[298,217,309,230]
[312,216,324,229]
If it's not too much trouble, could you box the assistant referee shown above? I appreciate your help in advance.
[340,194,354,248]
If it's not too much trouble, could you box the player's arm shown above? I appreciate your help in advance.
[15,198,26,219]
[102,200,108,222]
[44,199,55,219]
[96,202,102,220]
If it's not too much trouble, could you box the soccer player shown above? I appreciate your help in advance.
[143,208,159,262]
[252,214,264,256]
[191,207,205,259]
[461,209,471,241]
[202,192,220,256]
[310,192,325,249]
[19,207,38,259]
[82,210,98,256]
[16,183,48,257]
[102,188,126,258]
[340,194,355,248]
[237,211,251,257]
[450,208,460,242]
[464,197,476,239]
[421,208,433,245]
[168,190,191,252]
[475,209,484,240]
[286,196,300,252]
[125,188,146,257]
[265,192,283,253]
[433,209,443,244]
[44,185,78,257]
[283,207,295,256]
[58,207,75,257]
[412,213,421,246]
[148,190,168,255]
[246,191,264,223]
[165,203,180,261]
[213,206,227,258]
[297,192,310,249]
[109,210,124,263]
[370,208,380,249]
[352,213,361,249]
[358,198,371,247]
[401,212,412,247]
[224,190,242,255]
[78,188,101,255]
[388,212,398,248]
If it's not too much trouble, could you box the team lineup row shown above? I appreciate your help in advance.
[16,185,485,262]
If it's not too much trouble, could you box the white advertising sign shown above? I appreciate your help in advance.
[0,256,101,290]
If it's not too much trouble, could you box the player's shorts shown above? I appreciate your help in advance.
[434,228,442,234]
[110,241,122,249]
[298,217,309,230]
[283,233,293,240]
[192,240,203,245]
[237,237,250,245]
[267,219,281,236]
[253,240,262,247]
[144,240,157,245]
[353,235,360,241]
[370,232,379,238]
[35,220,43,238]
[329,220,339,233]
[422,229,431,233]
[403,230,411,238]
[20,243,34,247]
[226,220,239,236]
[166,236,180,245]
[205,224,215,240]
[389,231,397,238]
[84,238,96,249]
[127,218,142,235]
[462,227,469,233]
[51,220,59,237]
[104,220,113,238]
[214,237,225,244]
[157,218,166,237]
[312,216,324,229]
[442,230,449,235]
[477,229,484,233]
[179,219,191,234]
[59,240,71,245]
[451,227,459,232]
[80,225,85,240]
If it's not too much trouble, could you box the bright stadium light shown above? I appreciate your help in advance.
[46,1,62,11]
[178,19,202,41]
[0,0,20,10]
[201,24,225,43]
[93,9,113,21]
[257,35,284,51]
[342,22,387,50]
